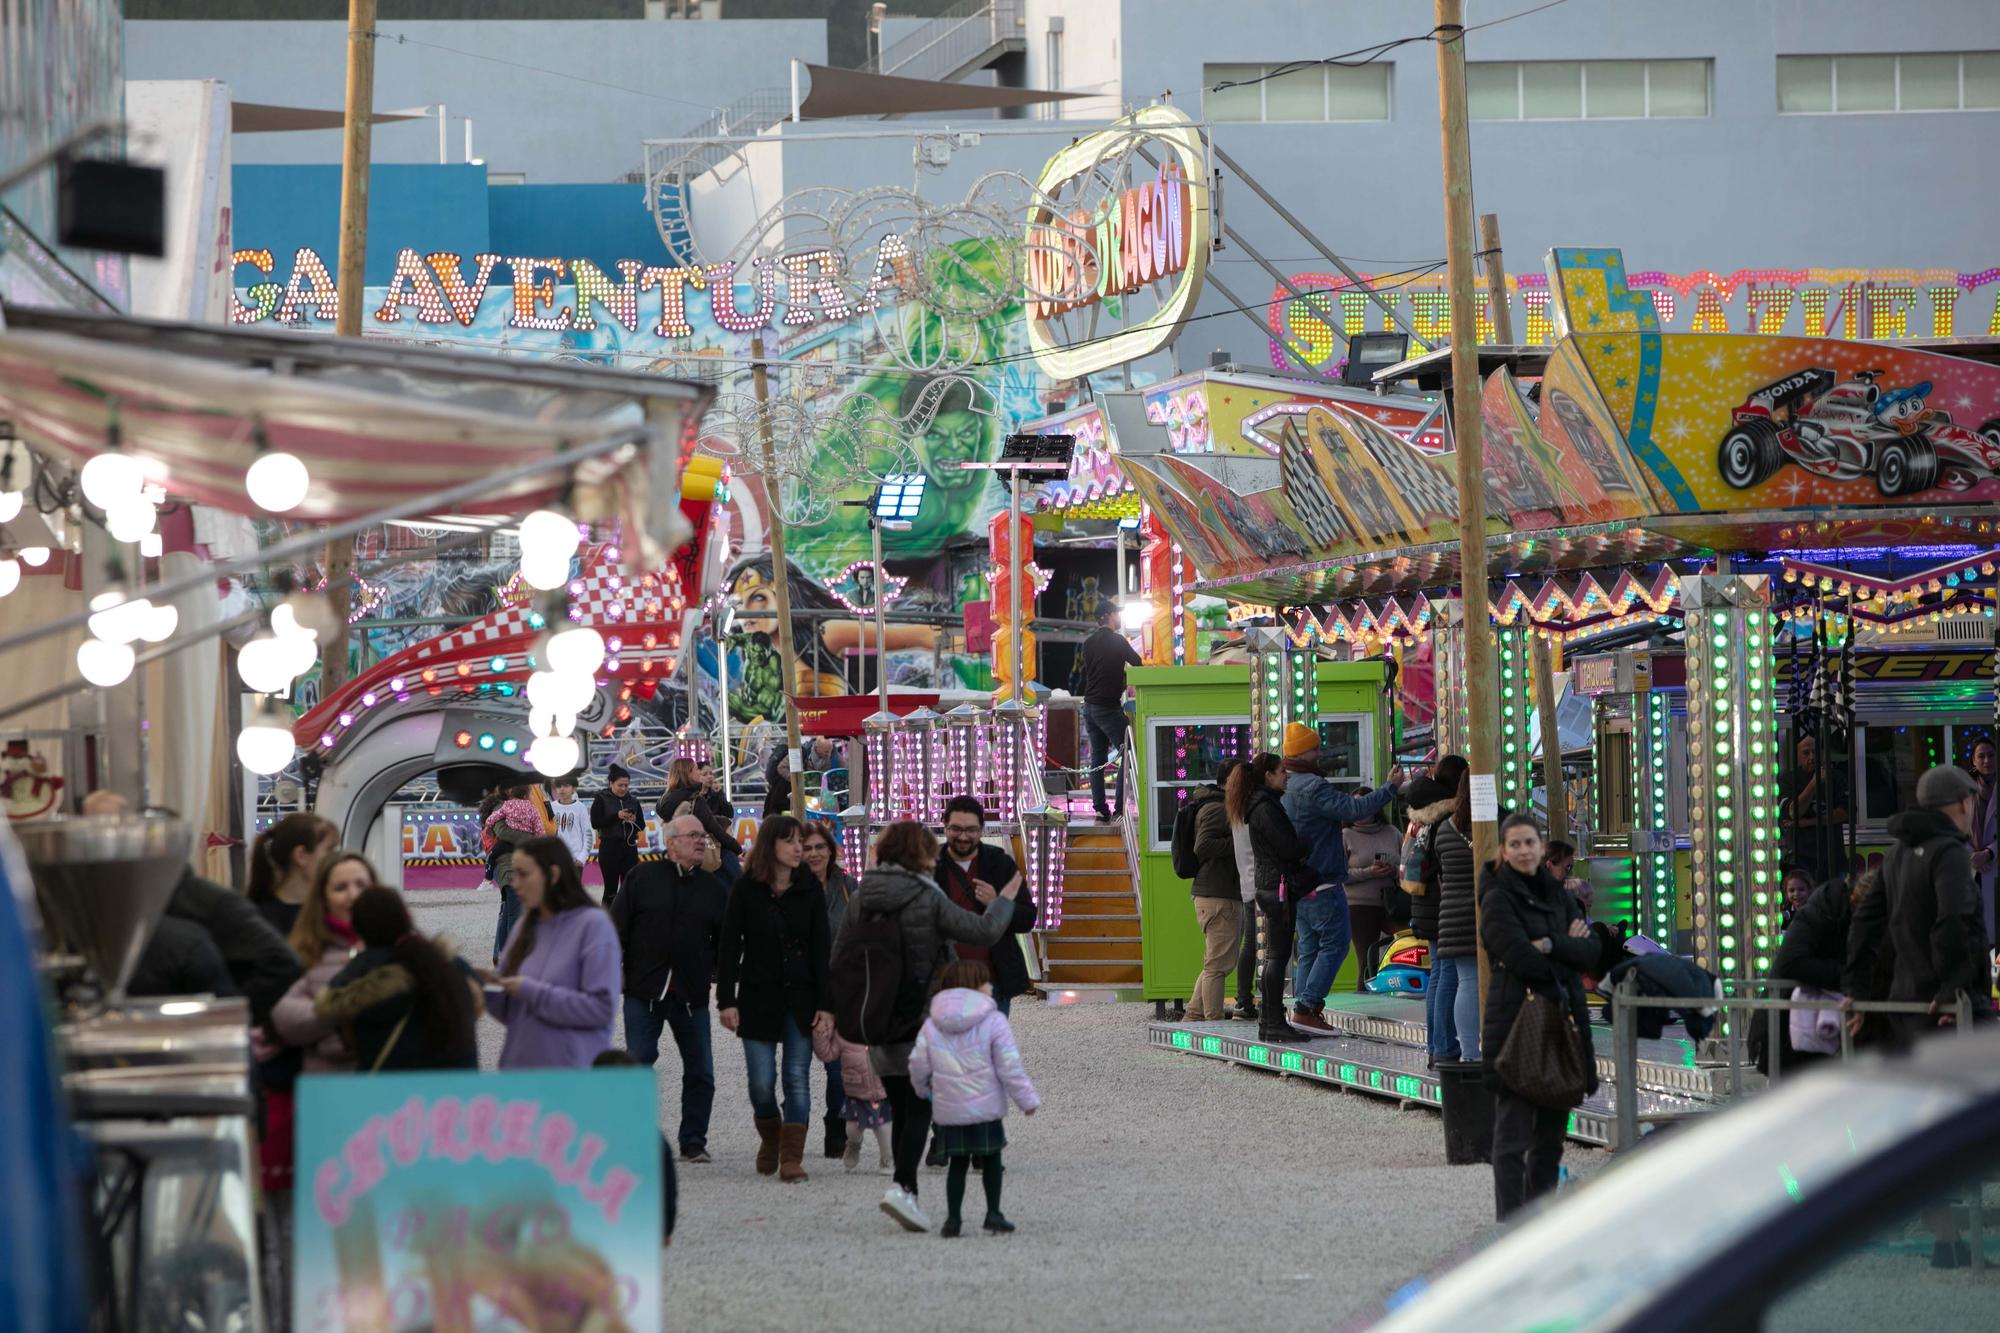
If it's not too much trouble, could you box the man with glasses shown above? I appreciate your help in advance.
[610,815,729,1163]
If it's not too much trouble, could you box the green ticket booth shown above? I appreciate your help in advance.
[1129,661,1394,1006]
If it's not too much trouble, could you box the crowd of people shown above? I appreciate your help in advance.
[99,751,1050,1308]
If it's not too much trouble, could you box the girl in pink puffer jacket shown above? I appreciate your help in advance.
[909,960,1039,1238]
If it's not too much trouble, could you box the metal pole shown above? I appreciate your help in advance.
[1009,464,1025,700]
[717,630,734,806]
[435,104,447,165]
[750,337,806,820]
[464,117,474,164]
[1205,138,1434,350]
[1478,213,1568,843]
[1116,524,1128,602]
[1436,0,1501,1003]
[326,0,378,694]
[873,515,890,717]
[1613,975,1638,1151]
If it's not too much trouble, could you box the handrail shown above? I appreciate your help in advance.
[1606,979,1978,1151]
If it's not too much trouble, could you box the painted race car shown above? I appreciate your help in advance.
[1716,367,2000,497]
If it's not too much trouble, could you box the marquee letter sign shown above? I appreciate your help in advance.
[1025,106,1210,380]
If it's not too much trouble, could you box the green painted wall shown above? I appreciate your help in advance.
[1130,662,1392,1002]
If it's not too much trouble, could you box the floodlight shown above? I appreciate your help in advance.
[873,473,927,521]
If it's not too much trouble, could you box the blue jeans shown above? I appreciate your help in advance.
[742,1013,813,1125]
[1084,702,1129,816]
[1292,885,1352,1009]
[492,884,520,964]
[994,994,1012,1018]
[1442,957,1481,1062]
[624,996,716,1154]
[1428,953,1461,1061]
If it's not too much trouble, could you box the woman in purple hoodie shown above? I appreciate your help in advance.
[909,959,1039,1238]
[483,836,621,1069]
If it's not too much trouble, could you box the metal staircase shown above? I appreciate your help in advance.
[641,0,1027,262]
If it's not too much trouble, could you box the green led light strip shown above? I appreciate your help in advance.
[1639,690,1674,942]
[1495,626,1535,816]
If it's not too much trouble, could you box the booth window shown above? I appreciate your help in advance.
[1203,62,1391,122]
[1778,52,2000,114]
[1149,720,1252,847]
[1469,59,1710,120]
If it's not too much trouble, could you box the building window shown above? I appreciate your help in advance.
[1204,62,1392,123]
[1777,51,2000,113]
[1469,59,1710,120]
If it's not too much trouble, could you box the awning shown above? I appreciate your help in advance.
[798,64,1086,119]
[0,305,712,528]
[231,102,428,133]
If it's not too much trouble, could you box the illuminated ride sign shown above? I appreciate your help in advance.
[1025,105,1211,381]
[229,234,916,338]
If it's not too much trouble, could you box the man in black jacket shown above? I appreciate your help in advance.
[1851,764,1993,1046]
[1079,605,1142,824]
[591,765,646,907]
[935,796,1038,1016]
[611,814,730,1163]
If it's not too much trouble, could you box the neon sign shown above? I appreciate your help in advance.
[230,235,916,335]
[1266,266,2000,374]
[1025,106,1211,380]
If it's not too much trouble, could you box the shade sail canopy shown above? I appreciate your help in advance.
[231,102,427,133]
[798,64,1086,119]
[0,305,712,524]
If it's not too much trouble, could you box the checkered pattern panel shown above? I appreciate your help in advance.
[1279,414,1348,550]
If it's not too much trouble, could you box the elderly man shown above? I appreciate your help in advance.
[610,814,729,1163]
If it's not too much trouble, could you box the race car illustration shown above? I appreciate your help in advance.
[1716,367,2000,497]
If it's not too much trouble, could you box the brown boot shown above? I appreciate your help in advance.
[754,1116,781,1177]
[778,1123,809,1183]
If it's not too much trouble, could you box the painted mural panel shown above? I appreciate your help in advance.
[1551,248,2000,514]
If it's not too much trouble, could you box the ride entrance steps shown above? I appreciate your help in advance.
[1042,820,1142,987]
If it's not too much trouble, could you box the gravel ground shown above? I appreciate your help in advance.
[414,890,1600,1332]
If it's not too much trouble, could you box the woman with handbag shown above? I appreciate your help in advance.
[1480,813,1599,1220]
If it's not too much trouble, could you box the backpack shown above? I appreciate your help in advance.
[1401,821,1441,898]
[1171,790,1220,880]
[831,907,921,1045]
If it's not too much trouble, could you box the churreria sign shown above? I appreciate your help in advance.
[1025,105,1210,380]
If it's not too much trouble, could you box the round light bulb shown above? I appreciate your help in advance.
[0,558,17,598]
[80,452,143,509]
[77,637,135,687]
[517,509,581,565]
[527,704,579,740]
[528,732,580,778]
[526,669,593,716]
[245,451,311,513]
[544,626,605,677]
[281,591,344,645]
[18,546,49,568]
[236,716,297,776]
[519,550,573,592]
[278,631,318,679]
[87,591,154,646]
[0,490,20,523]
[140,602,179,643]
[104,496,158,543]
[237,633,298,694]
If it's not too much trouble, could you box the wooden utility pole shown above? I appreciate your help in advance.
[750,338,806,820]
[1478,212,1568,844]
[1437,0,1500,1001]
[323,0,377,690]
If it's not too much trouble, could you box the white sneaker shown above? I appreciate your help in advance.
[880,1185,930,1232]
[878,1153,893,1176]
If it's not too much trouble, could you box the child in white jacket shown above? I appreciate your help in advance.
[909,959,1039,1238]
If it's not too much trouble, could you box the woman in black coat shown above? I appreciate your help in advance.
[1236,753,1313,1044]
[1479,813,1599,1221]
[715,814,833,1184]
[657,757,743,868]
[1431,774,1481,1064]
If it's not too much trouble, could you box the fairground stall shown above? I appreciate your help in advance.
[1122,246,2000,1143]
[0,303,709,1326]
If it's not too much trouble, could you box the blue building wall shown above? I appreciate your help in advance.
[234,164,490,284]
[486,184,675,272]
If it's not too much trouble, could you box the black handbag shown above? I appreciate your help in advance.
[1494,984,1590,1110]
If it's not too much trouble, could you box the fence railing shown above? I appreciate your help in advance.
[1606,978,1977,1151]
[860,0,1020,83]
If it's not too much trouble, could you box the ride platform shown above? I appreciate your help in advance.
[1146,995,1718,1147]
